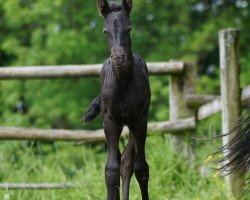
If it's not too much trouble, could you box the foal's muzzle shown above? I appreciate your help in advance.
[111,53,126,67]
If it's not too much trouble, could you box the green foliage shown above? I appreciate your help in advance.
[1,128,249,200]
[1,0,250,127]
[0,1,250,198]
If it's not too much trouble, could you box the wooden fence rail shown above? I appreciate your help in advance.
[0,61,184,79]
[186,94,220,109]
[0,183,76,190]
[0,117,195,141]
[197,84,250,121]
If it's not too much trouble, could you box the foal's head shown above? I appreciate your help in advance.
[98,0,133,69]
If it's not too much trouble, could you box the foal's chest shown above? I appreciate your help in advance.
[105,86,146,119]
[101,62,149,120]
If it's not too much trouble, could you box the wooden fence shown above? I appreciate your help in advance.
[0,61,197,142]
[0,28,249,197]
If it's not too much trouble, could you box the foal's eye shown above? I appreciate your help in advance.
[103,29,107,35]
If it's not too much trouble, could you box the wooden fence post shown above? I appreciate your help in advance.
[219,28,244,197]
[169,62,197,161]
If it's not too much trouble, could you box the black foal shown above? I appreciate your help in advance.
[84,0,151,199]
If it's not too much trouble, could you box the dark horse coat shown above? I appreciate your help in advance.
[84,1,150,199]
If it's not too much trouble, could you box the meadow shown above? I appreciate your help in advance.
[1,1,250,199]
[0,114,249,200]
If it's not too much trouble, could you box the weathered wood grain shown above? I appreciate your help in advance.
[0,61,184,79]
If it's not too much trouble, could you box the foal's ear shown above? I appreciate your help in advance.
[123,0,132,13]
[97,0,111,18]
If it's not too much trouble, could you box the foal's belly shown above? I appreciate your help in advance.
[107,95,147,123]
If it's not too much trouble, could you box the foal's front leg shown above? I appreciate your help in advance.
[104,114,123,200]
[129,118,149,200]
[121,134,135,200]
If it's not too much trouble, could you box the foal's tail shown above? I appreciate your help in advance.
[212,107,250,182]
[82,94,101,123]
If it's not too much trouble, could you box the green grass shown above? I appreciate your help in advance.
[0,115,249,200]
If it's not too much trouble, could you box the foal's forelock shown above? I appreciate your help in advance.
[109,1,123,12]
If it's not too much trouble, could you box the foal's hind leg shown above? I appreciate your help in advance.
[121,134,135,200]
[104,114,123,200]
[129,118,149,200]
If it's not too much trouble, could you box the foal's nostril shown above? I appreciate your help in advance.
[111,54,126,61]
[111,54,126,67]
